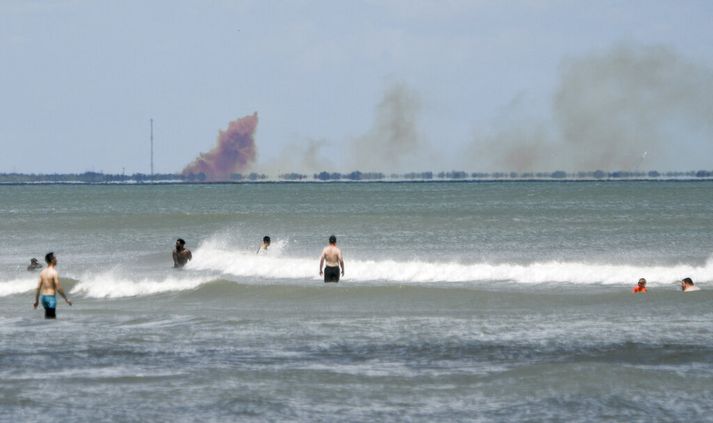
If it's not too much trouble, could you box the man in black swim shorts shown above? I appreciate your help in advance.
[319,235,344,283]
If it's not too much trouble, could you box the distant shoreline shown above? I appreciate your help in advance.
[2,177,713,186]
[1,169,712,185]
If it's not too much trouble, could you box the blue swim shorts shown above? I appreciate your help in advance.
[41,295,57,310]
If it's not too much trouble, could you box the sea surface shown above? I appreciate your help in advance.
[1,181,712,422]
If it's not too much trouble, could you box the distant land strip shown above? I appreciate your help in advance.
[1,170,713,184]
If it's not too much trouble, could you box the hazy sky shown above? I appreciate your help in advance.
[1,0,712,174]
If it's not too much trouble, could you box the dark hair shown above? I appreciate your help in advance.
[683,277,694,285]
[263,236,271,244]
[31,258,38,263]
[329,235,337,244]
[177,238,186,246]
[45,252,55,264]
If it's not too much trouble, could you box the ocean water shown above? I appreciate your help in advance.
[1,181,712,422]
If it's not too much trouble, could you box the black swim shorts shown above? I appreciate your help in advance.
[324,266,340,283]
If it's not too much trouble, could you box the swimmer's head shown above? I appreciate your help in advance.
[682,277,694,286]
[45,252,56,265]
[263,236,271,245]
[638,278,646,286]
[176,238,186,249]
[329,235,337,245]
[30,258,38,264]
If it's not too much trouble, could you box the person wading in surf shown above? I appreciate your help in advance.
[173,238,192,268]
[33,252,72,319]
[257,235,271,255]
[27,258,43,271]
[632,278,647,293]
[319,235,344,283]
[680,277,700,292]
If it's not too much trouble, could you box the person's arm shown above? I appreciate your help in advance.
[33,277,42,308]
[319,250,325,276]
[339,251,345,276]
[55,274,71,306]
[186,250,192,261]
[172,250,179,267]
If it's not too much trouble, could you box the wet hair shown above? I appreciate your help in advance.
[177,238,186,246]
[45,252,55,264]
[263,236,271,244]
[329,235,337,244]
[638,278,646,284]
[31,258,38,263]
[682,277,694,285]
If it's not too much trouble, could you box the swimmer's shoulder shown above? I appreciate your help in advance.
[685,286,701,292]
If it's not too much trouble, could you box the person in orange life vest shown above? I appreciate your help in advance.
[632,278,647,293]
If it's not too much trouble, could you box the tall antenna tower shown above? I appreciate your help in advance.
[150,118,154,181]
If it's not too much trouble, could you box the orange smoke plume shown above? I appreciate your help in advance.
[182,113,258,181]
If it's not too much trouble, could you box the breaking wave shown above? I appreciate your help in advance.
[1,242,711,299]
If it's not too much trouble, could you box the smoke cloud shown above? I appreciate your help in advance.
[471,44,713,171]
[262,138,331,175]
[183,113,258,180]
[264,83,431,174]
[350,83,426,171]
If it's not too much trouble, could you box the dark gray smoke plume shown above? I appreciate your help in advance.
[350,83,425,171]
[470,94,555,172]
[472,44,713,171]
[265,138,331,174]
[265,83,436,174]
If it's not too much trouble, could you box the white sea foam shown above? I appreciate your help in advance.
[2,244,711,298]
[0,277,38,297]
[190,240,713,286]
[70,271,214,298]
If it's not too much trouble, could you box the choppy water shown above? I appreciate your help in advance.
[1,182,712,422]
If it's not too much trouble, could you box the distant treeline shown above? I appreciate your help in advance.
[1,170,713,184]
[0,172,269,183]
[293,170,713,181]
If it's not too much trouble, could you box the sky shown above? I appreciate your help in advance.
[1,0,712,174]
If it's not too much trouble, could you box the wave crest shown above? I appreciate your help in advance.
[190,242,713,285]
[2,244,711,299]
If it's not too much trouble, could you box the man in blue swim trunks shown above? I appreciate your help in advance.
[33,252,72,319]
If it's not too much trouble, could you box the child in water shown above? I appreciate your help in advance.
[632,278,647,293]
[257,236,271,255]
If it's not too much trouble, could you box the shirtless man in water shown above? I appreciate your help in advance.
[33,252,72,319]
[27,258,43,271]
[319,235,344,283]
[173,238,192,268]
[681,277,701,292]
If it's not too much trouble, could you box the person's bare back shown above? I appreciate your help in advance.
[38,266,59,295]
[319,235,345,283]
[321,245,343,267]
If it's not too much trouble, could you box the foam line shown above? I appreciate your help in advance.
[2,248,710,298]
[191,242,713,285]
[0,277,38,297]
[69,272,214,299]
